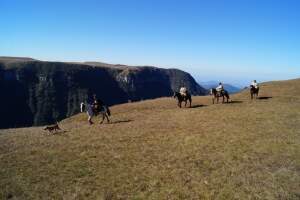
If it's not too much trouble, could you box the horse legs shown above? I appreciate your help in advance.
[105,114,110,123]
[189,99,192,108]
[100,114,104,124]
[184,100,187,107]
[178,101,182,108]
[88,116,93,125]
[99,113,110,124]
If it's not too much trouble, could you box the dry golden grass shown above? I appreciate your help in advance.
[0,79,300,199]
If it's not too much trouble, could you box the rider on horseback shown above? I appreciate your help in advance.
[92,94,104,115]
[180,85,188,97]
[174,86,192,108]
[250,80,259,99]
[250,80,259,89]
[84,94,110,124]
[216,82,224,95]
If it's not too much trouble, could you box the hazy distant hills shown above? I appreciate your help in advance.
[199,81,242,94]
[0,57,206,128]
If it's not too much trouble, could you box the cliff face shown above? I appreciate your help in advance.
[114,67,206,100]
[0,57,206,128]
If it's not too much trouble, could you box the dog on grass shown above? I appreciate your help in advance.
[44,123,61,133]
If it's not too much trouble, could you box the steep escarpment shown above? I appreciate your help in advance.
[0,60,127,128]
[0,57,206,128]
[113,67,206,101]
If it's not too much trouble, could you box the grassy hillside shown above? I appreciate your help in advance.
[0,79,299,199]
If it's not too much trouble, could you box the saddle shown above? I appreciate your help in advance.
[92,104,100,115]
[250,85,259,91]
[180,92,187,97]
[94,104,107,114]
[216,90,224,96]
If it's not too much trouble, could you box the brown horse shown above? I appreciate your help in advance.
[210,88,230,104]
[250,85,259,99]
[173,92,192,108]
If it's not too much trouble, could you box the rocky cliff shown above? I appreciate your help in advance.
[0,57,206,128]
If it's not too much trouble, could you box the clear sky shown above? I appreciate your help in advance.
[1,0,299,86]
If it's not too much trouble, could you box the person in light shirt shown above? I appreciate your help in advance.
[180,86,187,96]
[250,80,258,89]
[216,82,224,93]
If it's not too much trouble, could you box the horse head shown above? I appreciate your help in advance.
[80,102,86,112]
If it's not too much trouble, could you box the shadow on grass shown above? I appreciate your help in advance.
[109,120,133,124]
[229,100,243,104]
[258,96,272,100]
[212,101,243,104]
[190,104,207,108]
[43,130,68,136]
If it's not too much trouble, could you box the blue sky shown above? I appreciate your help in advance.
[1,0,299,86]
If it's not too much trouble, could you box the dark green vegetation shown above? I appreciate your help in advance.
[0,57,206,128]
[0,78,299,199]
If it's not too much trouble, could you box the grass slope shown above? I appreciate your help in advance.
[0,79,300,199]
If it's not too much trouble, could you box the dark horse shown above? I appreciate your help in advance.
[250,85,259,99]
[173,92,192,108]
[210,88,230,104]
[81,103,111,124]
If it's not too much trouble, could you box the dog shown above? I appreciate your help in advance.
[44,123,61,133]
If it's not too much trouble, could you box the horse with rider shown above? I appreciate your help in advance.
[210,82,230,104]
[173,85,192,108]
[80,94,111,125]
[250,80,259,99]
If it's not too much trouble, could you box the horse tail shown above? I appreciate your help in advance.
[106,106,111,116]
[187,93,191,101]
[225,91,230,99]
